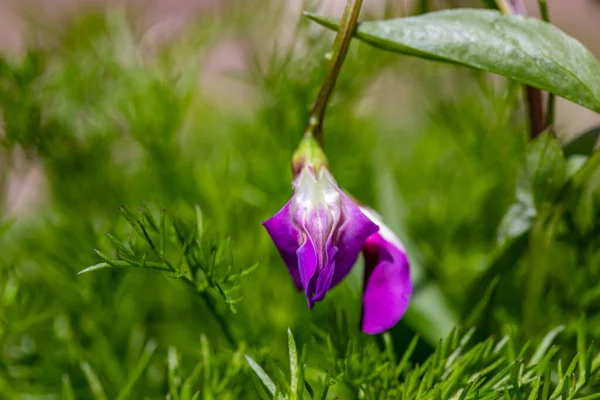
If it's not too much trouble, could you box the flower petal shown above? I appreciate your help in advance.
[330,193,379,288]
[312,238,338,301]
[360,233,412,335]
[262,201,302,291]
[296,234,317,308]
[299,205,337,304]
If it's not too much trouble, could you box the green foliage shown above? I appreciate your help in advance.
[307,9,600,112]
[497,132,567,247]
[247,324,600,399]
[564,126,600,157]
[0,1,599,399]
[81,204,258,316]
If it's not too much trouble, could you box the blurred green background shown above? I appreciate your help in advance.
[1,0,600,398]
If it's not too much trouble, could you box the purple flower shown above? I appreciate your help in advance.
[263,163,378,308]
[262,137,412,334]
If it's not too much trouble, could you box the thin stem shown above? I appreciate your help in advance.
[496,0,547,139]
[538,0,550,21]
[169,216,237,347]
[416,0,429,15]
[180,275,237,347]
[526,86,545,139]
[306,0,364,145]
[545,90,555,129]
[538,0,555,129]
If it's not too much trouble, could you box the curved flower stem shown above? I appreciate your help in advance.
[306,0,364,146]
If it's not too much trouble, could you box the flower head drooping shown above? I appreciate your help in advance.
[262,136,412,333]
[263,136,378,307]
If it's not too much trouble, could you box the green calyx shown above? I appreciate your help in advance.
[291,135,329,175]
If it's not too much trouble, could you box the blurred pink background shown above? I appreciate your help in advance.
[1,0,598,132]
[1,0,599,215]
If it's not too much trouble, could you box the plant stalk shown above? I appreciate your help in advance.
[306,0,364,146]
[526,85,545,139]
[179,275,237,347]
[537,0,555,130]
[538,0,550,23]
[496,0,548,139]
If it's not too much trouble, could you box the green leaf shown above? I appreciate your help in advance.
[569,159,600,236]
[466,231,529,311]
[104,232,135,258]
[306,9,600,112]
[78,262,112,275]
[496,198,536,247]
[396,334,419,376]
[577,315,587,382]
[288,329,300,400]
[80,362,108,400]
[61,374,76,400]
[524,134,567,207]
[528,325,564,367]
[563,126,600,157]
[195,204,204,242]
[167,347,181,398]
[523,210,561,337]
[245,355,277,396]
[464,276,499,327]
[527,376,542,400]
[116,340,158,400]
[575,394,600,400]
[497,132,566,246]
[318,370,333,400]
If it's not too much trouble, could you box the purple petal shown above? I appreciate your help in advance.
[360,233,412,335]
[296,234,317,308]
[330,193,379,288]
[312,238,338,302]
[262,201,303,291]
[299,206,337,304]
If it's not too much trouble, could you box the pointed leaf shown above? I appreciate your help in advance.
[116,340,158,400]
[61,374,76,400]
[78,263,112,275]
[306,9,600,112]
[563,126,600,157]
[245,355,277,396]
[80,362,107,400]
[288,329,300,400]
[529,325,565,367]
